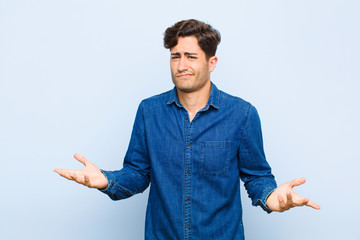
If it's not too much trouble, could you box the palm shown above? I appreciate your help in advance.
[54,153,108,189]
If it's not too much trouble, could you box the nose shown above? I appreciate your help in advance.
[177,57,188,72]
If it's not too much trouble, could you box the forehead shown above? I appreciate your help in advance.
[170,36,204,54]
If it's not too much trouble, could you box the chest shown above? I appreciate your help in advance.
[143,105,247,176]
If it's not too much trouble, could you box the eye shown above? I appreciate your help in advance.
[189,56,197,59]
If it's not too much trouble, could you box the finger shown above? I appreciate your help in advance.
[74,153,88,166]
[294,197,310,207]
[286,191,294,206]
[278,194,286,210]
[54,168,76,181]
[289,177,306,188]
[55,168,86,185]
[306,200,321,210]
[69,171,89,185]
[84,175,90,187]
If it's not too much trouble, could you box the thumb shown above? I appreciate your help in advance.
[289,177,306,187]
[74,153,88,166]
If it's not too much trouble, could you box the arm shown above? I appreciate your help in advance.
[239,105,277,213]
[54,102,151,200]
[239,105,320,212]
[99,101,151,200]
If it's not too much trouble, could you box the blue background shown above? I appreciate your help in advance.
[1,0,359,239]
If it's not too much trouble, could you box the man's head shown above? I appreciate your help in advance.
[164,20,221,94]
[164,19,221,60]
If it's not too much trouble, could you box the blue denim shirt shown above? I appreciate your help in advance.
[100,82,277,240]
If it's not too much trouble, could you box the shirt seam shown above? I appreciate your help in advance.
[238,103,253,151]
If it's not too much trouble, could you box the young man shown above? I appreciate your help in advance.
[55,19,320,240]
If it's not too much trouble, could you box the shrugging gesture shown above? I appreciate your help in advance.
[54,153,108,189]
[266,177,320,212]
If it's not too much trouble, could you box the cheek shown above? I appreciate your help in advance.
[170,63,177,73]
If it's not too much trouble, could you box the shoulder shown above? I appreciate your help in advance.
[138,89,172,108]
[217,88,262,126]
[218,89,253,111]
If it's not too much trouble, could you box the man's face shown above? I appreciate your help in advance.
[170,36,217,94]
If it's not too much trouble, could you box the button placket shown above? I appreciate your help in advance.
[183,114,193,240]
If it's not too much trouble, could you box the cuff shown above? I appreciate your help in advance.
[98,170,116,194]
[254,187,276,214]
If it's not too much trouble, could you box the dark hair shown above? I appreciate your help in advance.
[163,19,221,59]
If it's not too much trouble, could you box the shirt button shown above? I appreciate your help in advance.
[188,143,191,146]
[185,116,189,120]
[185,197,189,201]
[186,225,189,229]
[186,170,190,174]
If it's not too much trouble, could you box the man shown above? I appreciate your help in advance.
[55,19,320,239]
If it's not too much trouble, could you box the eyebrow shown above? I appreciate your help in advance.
[171,52,198,56]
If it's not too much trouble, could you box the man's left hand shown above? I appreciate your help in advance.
[266,177,321,212]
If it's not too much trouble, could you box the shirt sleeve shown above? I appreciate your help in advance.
[238,105,277,213]
[99,101,151,200]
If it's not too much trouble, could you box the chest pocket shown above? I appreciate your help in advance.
[200,141,231,176]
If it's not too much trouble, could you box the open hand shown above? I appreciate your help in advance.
[54,153,108,189]
[266,177,320,212]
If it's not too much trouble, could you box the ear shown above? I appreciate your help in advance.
[208,56,218,72]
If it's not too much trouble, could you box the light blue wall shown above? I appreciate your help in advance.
[1,1,359,239]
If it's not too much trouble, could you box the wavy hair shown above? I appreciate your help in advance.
[164,19,221,59]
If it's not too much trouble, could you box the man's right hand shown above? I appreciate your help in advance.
[54,153,108,189]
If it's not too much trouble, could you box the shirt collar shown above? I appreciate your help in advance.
[167,82,220,110]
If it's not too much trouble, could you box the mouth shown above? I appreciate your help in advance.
[177,73,194,78]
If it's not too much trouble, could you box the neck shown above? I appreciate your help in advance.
[177,81,211,121]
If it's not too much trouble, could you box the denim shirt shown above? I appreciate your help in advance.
[100,82,277,240]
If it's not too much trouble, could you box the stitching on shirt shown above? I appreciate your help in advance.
[113,182,134,197]
[238,104,253,153]
[200,140,231,176]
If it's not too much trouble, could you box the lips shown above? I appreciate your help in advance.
[177,73,194,78]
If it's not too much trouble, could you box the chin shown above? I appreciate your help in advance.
[173,80,190,91]
[177,87,195,93]
[176,83,202,93]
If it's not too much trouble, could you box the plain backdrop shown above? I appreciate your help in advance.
[1,0,359,239]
